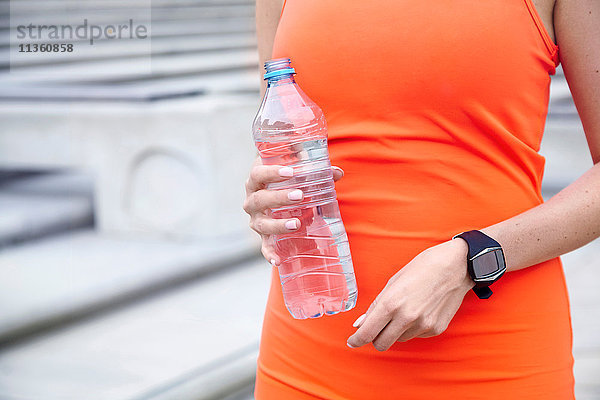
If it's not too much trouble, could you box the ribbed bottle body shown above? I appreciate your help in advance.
[252,59,357,319]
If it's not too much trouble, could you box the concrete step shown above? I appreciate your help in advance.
[0,257,270,400]
[562,239,600,400]
[542,67,583,196]
[0,229,260,345]
[2,0,253,14]
[0,68,258,102]
[539,116,591,196]
[1,33,256,69]
[222,385,255,400]
[0,94,260,240]
[548,75,578,118]
[0,16,254,47]
[1,4,254,29]
[0,171,94,247]
[0,170,44,183]
[0,170,93,196]
[0,48,258,86]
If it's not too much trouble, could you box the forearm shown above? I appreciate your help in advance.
[480,162,600,271]
[256,0,284,97]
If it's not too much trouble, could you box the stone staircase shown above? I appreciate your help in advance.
[0,172,268,400]
[0,1,598,399]
[0,0,260,241]
[0,171,93,248]
[0,1,266,399]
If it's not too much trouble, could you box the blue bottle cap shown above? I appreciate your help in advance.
[263,68,296,80]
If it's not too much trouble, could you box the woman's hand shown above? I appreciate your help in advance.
[347,239,474,351]
[243,157,345,266]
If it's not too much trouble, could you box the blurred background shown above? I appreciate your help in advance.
[0,1,598,399]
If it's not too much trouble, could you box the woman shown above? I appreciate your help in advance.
[243,0,599,398]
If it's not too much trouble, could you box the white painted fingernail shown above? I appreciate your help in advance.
[285,219,298,230]
[279,167,294,177]
[270,259,277,266]
[346,342,356,349]
[288,189,303,201]
[332,166,345,177]
[352,314,366,328]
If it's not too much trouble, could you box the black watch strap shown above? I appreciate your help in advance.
[455,230,502,260]
[472,286,493,299]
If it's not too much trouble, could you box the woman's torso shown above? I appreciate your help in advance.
[255,1,574,399]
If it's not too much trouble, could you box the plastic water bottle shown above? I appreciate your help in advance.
[251,58,358,319]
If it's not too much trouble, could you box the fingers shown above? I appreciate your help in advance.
[244,188,304,215]
[347,290,441,350]
[260,237,280,267]
[350,293,381,330]
[245,161,344,269]
[245,165,295,194]
[246,163,344,196]
[346,301,392,349]
[331,165,344,181]
[351,309,435,351]
[372,319,415,351]
[255,216,300,266]
[392,324,424,343]
[410,290,464,340]
[352,313,367,328]
[364,295,459,350]
[250,215,301,236]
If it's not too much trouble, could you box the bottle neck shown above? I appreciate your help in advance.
[266,74,296,88]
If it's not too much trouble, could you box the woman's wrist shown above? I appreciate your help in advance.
[448,238,475,292]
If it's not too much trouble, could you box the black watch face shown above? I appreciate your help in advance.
[472,249,505,278]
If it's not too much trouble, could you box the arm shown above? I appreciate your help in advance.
[482,0,600,271]
[256,0,284,97]
[482,166,600,272]
[347,0,600,351]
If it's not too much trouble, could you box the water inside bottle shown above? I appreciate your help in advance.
[257,134,358,319]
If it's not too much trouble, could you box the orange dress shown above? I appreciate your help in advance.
[255,1,575,399]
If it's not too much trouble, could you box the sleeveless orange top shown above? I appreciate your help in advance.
[255,1,574,399]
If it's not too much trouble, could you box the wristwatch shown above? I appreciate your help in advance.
[452,230,506,299]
